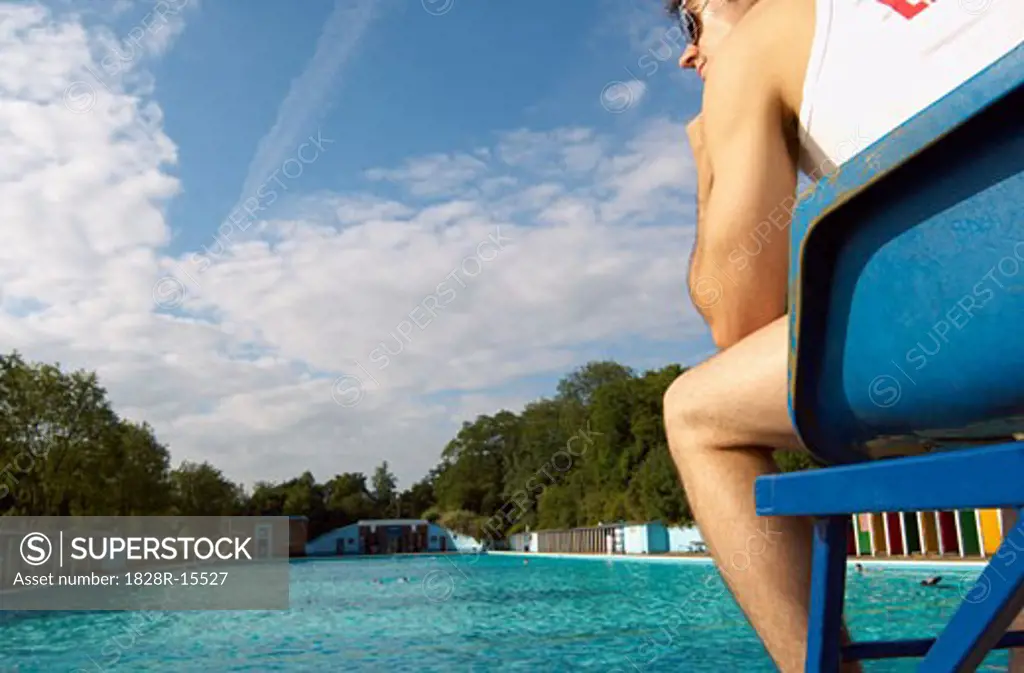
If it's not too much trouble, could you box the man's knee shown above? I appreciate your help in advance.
[663,369,715,452]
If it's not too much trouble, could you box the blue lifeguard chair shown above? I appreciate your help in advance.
[754,44,1024,671]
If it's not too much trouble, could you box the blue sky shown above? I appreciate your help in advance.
[154,0,702,250]
[1,0,713,488]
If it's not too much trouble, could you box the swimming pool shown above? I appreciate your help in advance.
[0,554,1010,671]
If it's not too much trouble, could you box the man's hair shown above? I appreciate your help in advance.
[667,0,740,13]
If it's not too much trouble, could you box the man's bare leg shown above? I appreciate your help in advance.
[664,315,860,673]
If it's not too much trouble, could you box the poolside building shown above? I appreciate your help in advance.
[853,514,871,555]
[522,524,623,554]
[845,508,1013,559]
[959,510,982,556]
[937,511,960,555]
[511,523,680,555]
[289,515,308,557]
[508,523,706,555]
[305,519,482,556]
[884,513,904,555]
[509,507,1012,561]
[624,522,670,554]
[979,509,1003,555]
[900,512,921,555]
[918,512,939,554]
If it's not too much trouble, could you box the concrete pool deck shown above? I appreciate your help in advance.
[490,550,987,569]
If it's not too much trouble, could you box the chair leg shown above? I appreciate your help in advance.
[920,507,1024,672]
[807,516,850,673]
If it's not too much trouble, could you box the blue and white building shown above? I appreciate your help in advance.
[305,519,482,556]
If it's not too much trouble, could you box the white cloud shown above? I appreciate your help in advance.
[0,2,706,489]
[365,152,490,198]
[497,127,607,176]
[599,79,649,114]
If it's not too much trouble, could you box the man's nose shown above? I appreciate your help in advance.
[679,44,700,70]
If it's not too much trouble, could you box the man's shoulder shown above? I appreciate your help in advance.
[709,0,816,115]
[733,0,816,53]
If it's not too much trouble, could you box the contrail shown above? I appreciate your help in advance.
[234,0,381,205]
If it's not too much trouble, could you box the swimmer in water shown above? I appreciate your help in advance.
[854,563,864,574]
[921,575,943,587]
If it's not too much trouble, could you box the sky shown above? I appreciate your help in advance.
[0,0,715,490]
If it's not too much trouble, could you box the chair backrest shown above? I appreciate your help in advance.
[788,44,1024,466]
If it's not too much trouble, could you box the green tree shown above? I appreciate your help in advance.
[439,509,484,539]
[420,362,702,534]
[398,477,435,519]
[0,349,815,541]
[556,360,635,407]
[371,461,397,514]
[0,352,150,516]
[105,421,173,516]
[170,461,242,516]
[325,472,374,523]
[248,480,286,515]
[282,471,325,518]
[434,412,517,516]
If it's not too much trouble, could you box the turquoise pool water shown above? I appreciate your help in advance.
[0,555,1009,671]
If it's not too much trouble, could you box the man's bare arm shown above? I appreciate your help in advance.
[687,39,798,349]
[686,115,715,319]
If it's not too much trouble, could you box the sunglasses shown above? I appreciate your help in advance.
[677,0,712,46]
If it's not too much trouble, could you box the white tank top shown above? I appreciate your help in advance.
[798,0,1024,180]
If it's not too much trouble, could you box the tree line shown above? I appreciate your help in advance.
[0,352,813,542]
